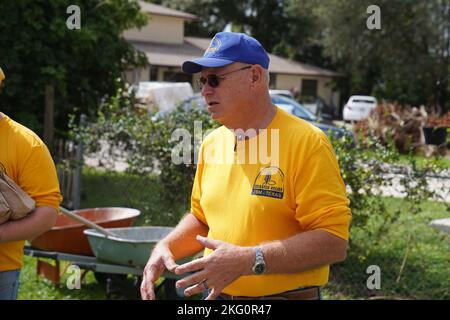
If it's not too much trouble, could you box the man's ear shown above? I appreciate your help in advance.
[251,66,263,85]
[253,71,259,82]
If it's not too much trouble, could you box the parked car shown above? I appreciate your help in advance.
[268,89,294,99]
[270,94,353,139]
[343,95,378,121]
[271,94,316,120]
[160,93,353,140]
[151,92,204,120]
[303,97,336,122]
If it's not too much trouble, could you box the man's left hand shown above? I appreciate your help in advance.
[174,235,253,300]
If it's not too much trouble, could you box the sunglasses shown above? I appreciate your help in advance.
[197,66,252,89]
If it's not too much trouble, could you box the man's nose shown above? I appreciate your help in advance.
[201,82,215,96]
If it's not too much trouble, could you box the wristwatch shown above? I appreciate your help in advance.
[252,247,266,275]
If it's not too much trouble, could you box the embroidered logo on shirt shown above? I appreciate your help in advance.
[251,166,285,199]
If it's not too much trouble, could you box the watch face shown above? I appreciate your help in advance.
[254,263,266,275]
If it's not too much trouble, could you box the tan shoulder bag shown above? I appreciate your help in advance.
[0,172,36,224]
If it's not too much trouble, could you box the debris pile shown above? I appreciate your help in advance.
[354,102,449,155]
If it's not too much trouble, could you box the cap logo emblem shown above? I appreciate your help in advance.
[205,36,221,55]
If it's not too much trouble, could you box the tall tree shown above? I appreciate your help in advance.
[155,0,230,37]
[160,0,318,57]
[317,0,449,110]
[0,0,148,137]
[160,0,449,111]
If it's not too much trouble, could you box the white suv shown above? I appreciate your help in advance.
[343,95,377,121]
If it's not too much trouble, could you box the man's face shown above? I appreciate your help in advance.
[200,62,252,123]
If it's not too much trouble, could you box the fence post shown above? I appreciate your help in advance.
[72,114,86,209]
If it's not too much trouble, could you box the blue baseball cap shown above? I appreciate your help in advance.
[182,32,270,74]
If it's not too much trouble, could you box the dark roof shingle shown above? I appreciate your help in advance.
[130,36,342,77]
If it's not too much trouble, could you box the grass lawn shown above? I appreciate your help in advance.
[18,256,108,300]
[396,154,450,170]
[362,150,450,170]
[18,169,450,299]
[323,197,449,300]
[79,167,187,226]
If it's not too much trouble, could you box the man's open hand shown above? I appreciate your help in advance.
[140,243,178,300]
[174,235,253,300]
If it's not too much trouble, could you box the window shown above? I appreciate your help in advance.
[149,67,158,81]
[352,99,376,104]
[163,70,192,83]
[301,79,318,98]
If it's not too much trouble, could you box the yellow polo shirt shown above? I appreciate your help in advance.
[0,113,62,271]
[191,107,351,296]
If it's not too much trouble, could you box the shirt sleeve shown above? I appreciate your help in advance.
[190,143,207,225]
[17,141,63,211]
[294,132,352,240]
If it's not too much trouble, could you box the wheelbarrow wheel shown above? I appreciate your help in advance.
[94,272,127,285]
[162,278,182,300]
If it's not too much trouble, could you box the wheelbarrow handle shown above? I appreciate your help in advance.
[59,206,116,238]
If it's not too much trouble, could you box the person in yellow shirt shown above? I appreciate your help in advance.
[0,67,62,300]
[140,32,351,300]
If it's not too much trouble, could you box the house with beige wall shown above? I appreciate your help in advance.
[124,1,342,109]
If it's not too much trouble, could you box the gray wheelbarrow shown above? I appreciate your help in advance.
[84,226,196,268]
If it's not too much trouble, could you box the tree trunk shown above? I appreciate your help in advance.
[44,84,54,150]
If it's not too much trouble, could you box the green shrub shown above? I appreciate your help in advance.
[329,131,448,239]
[327,131,449,299]
[71,85,219,223]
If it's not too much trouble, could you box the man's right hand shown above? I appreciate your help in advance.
[140,243,179,300]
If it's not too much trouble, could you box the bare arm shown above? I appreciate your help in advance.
[158,212,209,261]
[253,229,347,275]
[0,206,58,243]
[175,229,348,299]
[140,213,208,300]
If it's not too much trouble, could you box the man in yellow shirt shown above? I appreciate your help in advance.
[141,32,351,300]
[0,67,62,299]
